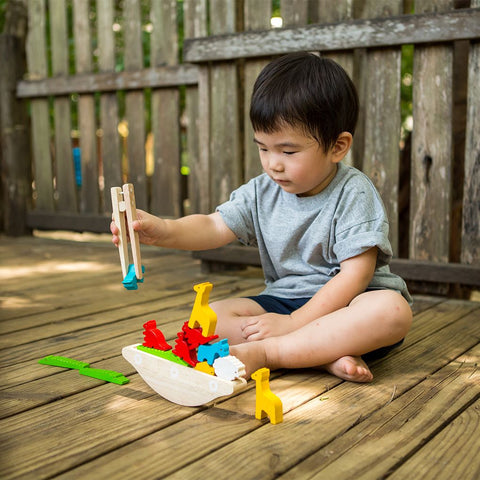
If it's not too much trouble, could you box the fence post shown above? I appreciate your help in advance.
[0,34,32,235]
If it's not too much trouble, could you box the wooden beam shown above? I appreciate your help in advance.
[17,64,199,98]
[192,246,480,287]
[26,211,111,233]
[184,9,480,62]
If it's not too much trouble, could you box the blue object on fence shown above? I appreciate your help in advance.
[122,264,145,290]
[73,147,82,186]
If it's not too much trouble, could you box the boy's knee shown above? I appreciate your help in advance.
[383,291,412,337]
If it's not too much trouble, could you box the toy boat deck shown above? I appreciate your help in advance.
[122,344,248,406]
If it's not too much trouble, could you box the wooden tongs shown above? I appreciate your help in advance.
[111,184,144,290]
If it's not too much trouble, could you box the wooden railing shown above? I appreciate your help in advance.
[0,0,479,292]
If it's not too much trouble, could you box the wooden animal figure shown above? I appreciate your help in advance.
[187,282,217,337]
[198,339,230,365]
[251,368,283,425]
[142,320,172,351]
[172,331,198,367]
[181,321,218,348]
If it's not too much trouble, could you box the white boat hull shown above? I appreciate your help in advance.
[122,344,247,406]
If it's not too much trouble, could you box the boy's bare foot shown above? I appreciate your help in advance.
[322,355,373,383]
[230,342,268,378]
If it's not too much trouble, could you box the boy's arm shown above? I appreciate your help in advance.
[290,247,378,325]
[111,210,237,251]
[241,247,378,341]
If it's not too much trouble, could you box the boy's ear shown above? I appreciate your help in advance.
[332,132,353,161]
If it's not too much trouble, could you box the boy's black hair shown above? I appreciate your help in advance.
[250,52,359,151]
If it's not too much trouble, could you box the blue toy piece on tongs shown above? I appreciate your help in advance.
[122,264,145,290]
[111,184,145,290]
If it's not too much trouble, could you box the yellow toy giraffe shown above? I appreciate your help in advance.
[187,282,217,337]
[251,367,283,424]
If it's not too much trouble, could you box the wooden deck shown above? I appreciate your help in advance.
[1,234,479,480]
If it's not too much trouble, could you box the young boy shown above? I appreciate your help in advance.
[111,52,412,383]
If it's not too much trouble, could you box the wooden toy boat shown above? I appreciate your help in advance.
[122,344,248,406]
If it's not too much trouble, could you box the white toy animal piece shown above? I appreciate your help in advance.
[213,355,246,381]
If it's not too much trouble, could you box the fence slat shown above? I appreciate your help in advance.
[73,0,99,213]
[184,9,480,62]
[123,0,147,209]
[50,0,77,212]
[97,0,122,213]
[316,0,354,167]
[410,0,454,263]
[208,0,241,210]
[17,65,199,97]
[243,0,272,182]
[361,0,403,256]
[0,35,31,234]
[280,0,308,27]
[150,0,181,217]
[462,6,480,265]
[26,0,54,211]
[184,0,207,214]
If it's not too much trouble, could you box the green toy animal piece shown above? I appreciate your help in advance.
[38,355,129,385]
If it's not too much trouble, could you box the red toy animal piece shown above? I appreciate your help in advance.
[172,331,198,367]
[181,321,218,348]
[142,320,172,351]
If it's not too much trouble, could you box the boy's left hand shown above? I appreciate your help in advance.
[241,313,294,341]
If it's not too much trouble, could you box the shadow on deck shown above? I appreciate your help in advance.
[0,234,479,479]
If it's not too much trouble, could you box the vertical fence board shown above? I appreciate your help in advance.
[150,0,181,217]
[50,0,77,212]
[73,0,99,213]
[461,0,480,265]
[123,0,147,209]
[410,0,453,263]
[315,0,355,167]
[0,35,31,234]
[26,0,54,211]
[280,0,309,27]
[97,0,122,213]
[243,0,272,181]
[362,0,402,256]
[209,0,241,210]
[184,0,207,214]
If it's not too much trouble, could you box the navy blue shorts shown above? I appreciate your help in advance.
[247,294,404,362]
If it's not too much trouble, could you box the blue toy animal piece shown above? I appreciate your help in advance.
[122,264,145,290]
[197,339,230,365]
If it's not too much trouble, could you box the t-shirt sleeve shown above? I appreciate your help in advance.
[216,180,258,247]
[332,180,393,267]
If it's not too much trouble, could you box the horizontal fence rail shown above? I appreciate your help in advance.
[17,65,200,98]
[184,9,480,62]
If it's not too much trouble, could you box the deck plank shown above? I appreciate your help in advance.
[279,345,480,479]
[0,235,478,480]
[389,399,480,480]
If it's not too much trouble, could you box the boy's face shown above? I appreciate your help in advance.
[254,125,340,197]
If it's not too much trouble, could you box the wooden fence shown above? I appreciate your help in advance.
[1,0,479,291]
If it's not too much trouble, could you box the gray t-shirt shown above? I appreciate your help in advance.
[217,162,412,303]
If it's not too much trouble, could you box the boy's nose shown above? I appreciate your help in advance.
[269,156,284,172]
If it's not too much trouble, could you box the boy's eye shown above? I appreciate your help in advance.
[283,151,297,155]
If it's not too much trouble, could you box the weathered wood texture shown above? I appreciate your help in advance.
[462,0,480,266]
[97,0,122,212]
[0,35,31,235]
[0,235,479,479]
[150,0,181,217]
[6,1,480,288]
[74,0,99,213]
[50,0,77,212]
[183,9,480,62]
[26,0,54,211]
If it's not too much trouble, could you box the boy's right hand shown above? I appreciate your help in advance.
[110,209,165,247]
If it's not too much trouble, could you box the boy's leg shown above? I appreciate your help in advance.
[230,290,412,382]
[210,298,267,345]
